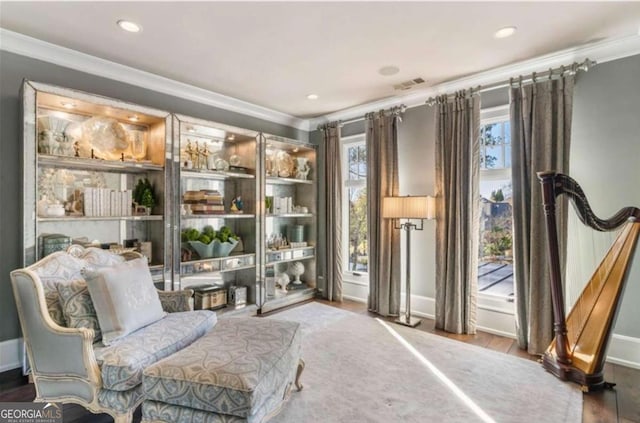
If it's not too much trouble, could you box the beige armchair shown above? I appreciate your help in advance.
[10,247,215,423]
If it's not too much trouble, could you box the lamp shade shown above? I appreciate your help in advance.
[383,195,435,219]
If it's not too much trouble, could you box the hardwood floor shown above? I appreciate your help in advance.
[1,298,638,422]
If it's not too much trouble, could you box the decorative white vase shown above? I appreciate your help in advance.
[295,157,310,180]
[288,261,305,284]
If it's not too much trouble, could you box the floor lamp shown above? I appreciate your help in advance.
[383,195,436,327]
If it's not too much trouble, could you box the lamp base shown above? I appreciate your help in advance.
[394,315,422,327]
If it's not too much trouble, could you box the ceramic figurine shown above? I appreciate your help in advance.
[277,273,290,293]
[295,157,310,180]
[230,196,243,213]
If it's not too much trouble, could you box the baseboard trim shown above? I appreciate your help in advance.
[475,325,517,339]
[607,334,640,370]
[0,338,23,372]
[342,294,367,304]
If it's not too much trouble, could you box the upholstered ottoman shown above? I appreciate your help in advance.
[141,318,304,423]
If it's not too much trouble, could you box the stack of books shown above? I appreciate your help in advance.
[183,189,225,214]
[84,188,133,217]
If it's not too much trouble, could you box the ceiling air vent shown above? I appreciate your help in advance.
[393,77,425,91]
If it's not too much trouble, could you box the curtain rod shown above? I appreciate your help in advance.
[317,105,406,130]
[425,58,596,106]
[317,58,595,129]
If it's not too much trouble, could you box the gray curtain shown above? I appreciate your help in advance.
[366,110,401,316]
[511,75,574,354]
[320,123,343,302]
[435,92,480,334]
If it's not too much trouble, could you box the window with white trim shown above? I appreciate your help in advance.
[342,135,368,276]
[478,106,514,302]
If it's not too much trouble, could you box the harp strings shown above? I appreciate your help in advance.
[565,198,618,349]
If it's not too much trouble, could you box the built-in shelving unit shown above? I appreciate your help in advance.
[259,135,317,313]
[22,80,172,286]
[21,81,320,315]
[173,115,260,316]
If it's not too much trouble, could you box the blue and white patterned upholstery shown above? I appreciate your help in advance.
[95,311,217,391]
[142,318,302,421]
[11,245,216,423]
[56,279,102,342]
[29,252,88,326]
[98,385,145,414]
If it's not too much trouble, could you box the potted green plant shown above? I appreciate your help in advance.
[133,178,155,215]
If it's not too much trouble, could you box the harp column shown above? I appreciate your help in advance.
[538,171,571,365]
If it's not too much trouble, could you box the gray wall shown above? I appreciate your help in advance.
[0,50,307,343]
[396,105,437,298]
[568,54,640,338]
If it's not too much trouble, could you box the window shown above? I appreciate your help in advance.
[478,106,514,301]
[480,120,511,170]
[342,136,368,275]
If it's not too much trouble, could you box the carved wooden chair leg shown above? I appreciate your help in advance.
[113,410,134,423]
[295,358,305,391]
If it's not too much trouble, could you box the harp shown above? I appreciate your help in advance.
[537,171,640,391]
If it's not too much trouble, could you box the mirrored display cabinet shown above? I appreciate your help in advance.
[21,81,318,315]
[259,135,317,313]
[21,80,172,287]
[172,115,260,317]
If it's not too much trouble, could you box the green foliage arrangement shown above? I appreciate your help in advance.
[181,225,238,244]
[133,178,156,209]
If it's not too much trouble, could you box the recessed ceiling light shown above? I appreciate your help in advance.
[494,26,517,39]
[306,94,319,100]
[128,115,139,122]
[61,101,76,109]
[227,134,236,141]
[187,127,195,133]
[117,20,142,33]
[378,66,400,76]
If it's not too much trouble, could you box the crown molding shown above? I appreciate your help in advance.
[309,33,640,129]
[3,28,638,134]
[0,28,309,131]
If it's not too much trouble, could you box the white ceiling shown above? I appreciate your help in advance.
[1,2,639,119]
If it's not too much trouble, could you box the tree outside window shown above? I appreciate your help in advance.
[344,142,368,273]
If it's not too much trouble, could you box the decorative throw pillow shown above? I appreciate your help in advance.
[83,257,165,346]
[56,279,102,342]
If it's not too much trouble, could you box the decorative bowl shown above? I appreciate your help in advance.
[189,238,239,258]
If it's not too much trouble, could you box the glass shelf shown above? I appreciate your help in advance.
[181,214,255,219]
[266,213,313,218]
[266,176,313,185]
[38,154,164,173]
[38,215,163,222]
[266,255,315,267]
[181,168,255,180]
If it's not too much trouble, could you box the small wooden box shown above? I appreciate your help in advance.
[192,285,227,310]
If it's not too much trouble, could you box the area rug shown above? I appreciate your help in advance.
[267,302,582,423]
